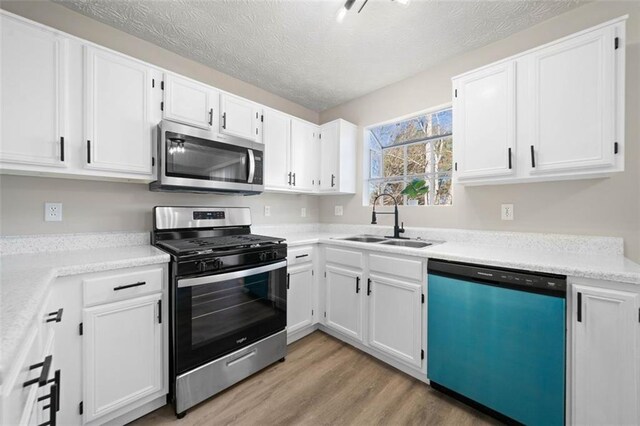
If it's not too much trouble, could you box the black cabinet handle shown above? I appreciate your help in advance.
[295,254,309,259]
[24,355,52,388]
[530,145,536,168]
[222,112,227,129]
[157,300,162,324]
[356,276,360,294]
[331,174,335,188]
[208,108,213,126]
[286,273,290,290]
[113,281,146,291]
[60,137,64,162]
[577,292,582,322]
[367,278,371,296]
[87,140,91,164]
[38,382,58,426]
[292,173,296,186]
[288,172,292,185]
[46,308,63,323]
[44,369,61,413]
[508,147,512,169]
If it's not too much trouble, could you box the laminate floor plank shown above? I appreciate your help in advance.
[131,332,498,426]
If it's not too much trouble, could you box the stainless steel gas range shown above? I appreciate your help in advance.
[152,206,287,418]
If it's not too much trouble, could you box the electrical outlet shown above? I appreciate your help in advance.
[264,206,271,217]
[45,202,63,222]
[501,204,514,221]
[301,207,307,218]
[334,205,343,216]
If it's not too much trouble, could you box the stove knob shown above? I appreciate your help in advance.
[197,261,208,272]
[258,252,267,262]
[270,251,279,260]
[212,258,223,269]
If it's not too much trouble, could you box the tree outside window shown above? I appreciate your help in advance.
[367,107,453,206]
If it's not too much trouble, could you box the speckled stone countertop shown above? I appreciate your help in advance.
[253,224,640,285]
[0,242,169,382]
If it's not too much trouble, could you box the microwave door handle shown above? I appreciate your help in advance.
[178,260,286,288]
[247,149,255,184]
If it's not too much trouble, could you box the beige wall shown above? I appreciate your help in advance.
[319,1,640,262]
[0,0,321,235]
[0,0,319,124]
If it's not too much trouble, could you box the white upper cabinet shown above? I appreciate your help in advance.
[453,61,516,180]
[529,26,617,174]
[319,119,357,194]
[263,109,292,190]
[453,17,626,186]
[219,93,262,143]
[291,118,317,191]
[0,15,67,168]
[84,46,154,175]
[163,73,217,130]
[572,282,640,425]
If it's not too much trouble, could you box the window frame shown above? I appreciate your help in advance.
[362,103,453,207]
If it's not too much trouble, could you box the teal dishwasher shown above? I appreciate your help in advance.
[427,259,566,426]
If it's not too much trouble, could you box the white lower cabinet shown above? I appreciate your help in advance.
[82,293,163,423]
[325,265,363,341]
[287,263,314,335]
[368,274,423,367]
[571,281,640,425]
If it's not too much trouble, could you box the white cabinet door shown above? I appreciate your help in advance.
[325,265,362,341]
[529,26,617,174]
[287,263,314,335]
[368,275,422,367]
[84,46,153,175]
[572,284,640,425]
[291,118,316,191]
[220,93,261,142]
[263,109,291,189]
[163,73,216,130]
[0,15,67,167]
[320,120,339,191]
[453,61,516,180]
[82,293,163,423]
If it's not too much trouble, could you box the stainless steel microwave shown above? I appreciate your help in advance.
[150,120,264,195]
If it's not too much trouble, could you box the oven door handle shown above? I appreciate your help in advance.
[247,149,255,184]
[177,260,287,288]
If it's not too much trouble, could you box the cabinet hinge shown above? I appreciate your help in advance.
[454,89,458,98]
[152,78,155,88]
[614,142,619,154]
[152,157,155,167]
[319,134,322,140]
[78,322,83,336]
[160,101,164,111]
[312,270,314,276]
[324,271,327,278]
[79,401,83,415]
[422,294,425,304]
[638,307,639,323]
[312,309,314,316]
[454,162,458,171]
[615,37,620,50]
[324,312,327,318]
[161,81,164,90]
[421,350,424,360]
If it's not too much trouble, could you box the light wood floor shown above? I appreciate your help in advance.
[132,331,498,426]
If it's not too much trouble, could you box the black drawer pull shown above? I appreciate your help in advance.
[113,281,146,291]
[60,137,64,162]
[331,174,335,187]
[292,173,296,186]
[222,112,227,129]
[87,140,91,164]
[38,383,58,426]
[508,147,512,169]
[24,355,52,388]
[208,108,213,126]
[367,278,372,296]
[356,276,360,294]
[47,370,61,412]
[530,145,536,168]
[295,254,309,259]
[46,308,63,323]
[577,292,582,322]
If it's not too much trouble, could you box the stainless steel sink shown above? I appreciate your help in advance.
[341,235,388,243]
[380,240,433,248]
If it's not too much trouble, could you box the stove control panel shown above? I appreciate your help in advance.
[177,245,287,277]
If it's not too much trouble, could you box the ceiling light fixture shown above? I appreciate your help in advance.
[336,0,356,23]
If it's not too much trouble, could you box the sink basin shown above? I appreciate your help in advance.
[380,240,433,248]
[341,235,388,243]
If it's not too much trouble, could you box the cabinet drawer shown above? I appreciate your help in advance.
[369,253,424,282]
[325,246,363,269]
[83,267,163,307]
[289,246,314,265]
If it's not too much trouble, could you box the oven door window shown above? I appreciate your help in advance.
[165,131,250,183]
[175,261,287,374]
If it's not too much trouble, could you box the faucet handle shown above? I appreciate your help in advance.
[400,222,405,233]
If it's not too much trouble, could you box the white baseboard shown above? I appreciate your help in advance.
[287,324,320,345]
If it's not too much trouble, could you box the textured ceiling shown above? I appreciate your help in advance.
[54,0,585,111]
